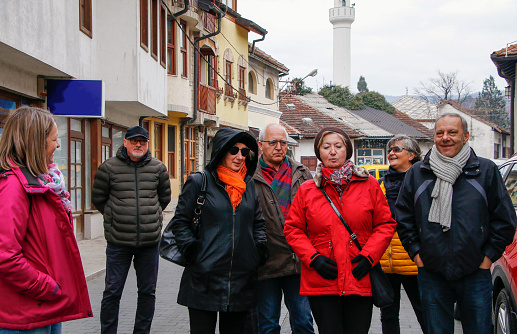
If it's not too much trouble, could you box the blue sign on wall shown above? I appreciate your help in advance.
[47,79,105,117]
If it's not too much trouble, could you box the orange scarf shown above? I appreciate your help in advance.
[216,164,247,210]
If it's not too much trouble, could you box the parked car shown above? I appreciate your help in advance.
[363,164,389,180]
[492,155,517,333]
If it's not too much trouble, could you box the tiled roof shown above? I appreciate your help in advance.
[392,96,438,120]
[296,94,392,137]
[493,43,517,57]
[248,44,289,75]
[392,110,435,138]
[279,94,361,138]
[348,106,430,139]
[439,100,510,134]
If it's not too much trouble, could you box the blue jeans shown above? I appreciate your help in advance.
[417,267,492,334]
[0,323,61,334]
[257,275,314,334]
[100,243,159,334]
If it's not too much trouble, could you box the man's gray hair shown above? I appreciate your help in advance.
[258,123,288,141]
[387,134,422,163]
[435,113,468,135]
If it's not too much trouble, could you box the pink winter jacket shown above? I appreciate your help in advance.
[0,166,92,330]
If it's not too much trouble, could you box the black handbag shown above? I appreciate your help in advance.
[320,186,394,308]
[159,171,207,266]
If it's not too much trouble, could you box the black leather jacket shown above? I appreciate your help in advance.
[396,149,516,280]
[170,128,266,312]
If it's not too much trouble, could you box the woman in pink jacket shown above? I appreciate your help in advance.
[284,127,395,334]
[0,107,92,333]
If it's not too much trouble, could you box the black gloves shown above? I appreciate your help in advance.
[311,255,338,280]
[351,254,372,280]
[184,240,202,263]
[257,243,269,266]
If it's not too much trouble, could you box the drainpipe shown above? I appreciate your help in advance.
[172,0,189,17]
[511,82,515,154]
[192,5,226,125]
[250,34,265,55]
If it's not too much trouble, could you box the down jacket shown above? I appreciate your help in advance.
[170,128,267,312]
[92,147,171,247]
[253,157,312,281]
[284,166,395,296]
[0,166,92,330]
[379,168,418,275]
[396,149,517,280]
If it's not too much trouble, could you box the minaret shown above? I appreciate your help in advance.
[329,0,355,88]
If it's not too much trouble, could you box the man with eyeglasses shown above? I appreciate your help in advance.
[253,123,314,334]
[92,126,171,334]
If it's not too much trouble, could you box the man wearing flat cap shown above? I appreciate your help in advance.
[92,126,171,334]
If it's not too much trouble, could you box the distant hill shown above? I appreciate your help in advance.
[384,94,480,108]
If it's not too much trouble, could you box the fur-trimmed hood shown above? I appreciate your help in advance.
[313,162,370,187]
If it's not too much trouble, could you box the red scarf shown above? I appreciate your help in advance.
[216,164,247,210]
[321,160,353,197]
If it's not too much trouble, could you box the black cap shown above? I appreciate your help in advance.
[125,126,149,140]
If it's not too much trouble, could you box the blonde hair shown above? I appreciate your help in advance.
[0,106,56,175]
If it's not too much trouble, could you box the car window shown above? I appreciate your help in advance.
[378,169,389,179]
[368,169,376,177]
[504,163,517,207]
[499,163,512,180]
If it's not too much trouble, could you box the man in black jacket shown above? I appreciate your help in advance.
[92,126,171,334]
[396,113,516,333]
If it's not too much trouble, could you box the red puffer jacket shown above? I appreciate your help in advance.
[284,173,395,297]
[0,166,92,330]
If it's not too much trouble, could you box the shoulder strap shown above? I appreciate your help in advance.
[319,186,362,251]
[191,171,207,238]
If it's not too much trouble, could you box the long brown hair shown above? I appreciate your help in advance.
[0,106,55,175]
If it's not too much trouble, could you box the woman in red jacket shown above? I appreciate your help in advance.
[284,127,395,334]
[0,107,92,333]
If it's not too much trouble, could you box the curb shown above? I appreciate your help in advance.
[86,269,106,282]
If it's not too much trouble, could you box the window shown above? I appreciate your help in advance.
[140,0,149,50]
[168,125,176,178]
[154,122,163,161]
[151,0,158,60]
[225,61,232,85]
[356,149,385,165]
[239,66,245,90]
[79,0,92,37]
[180,20,188,77]
[248,72,256,94]
[301,156,318,172]
[101,126,111,162]
[504,163,517,207]
[184,126,197,179]
[209,56,216,87]
[167,16,176,75]
[160,4,166,67]
[265,78,273,99]
[495,143,501,159]
[223,0,235,10]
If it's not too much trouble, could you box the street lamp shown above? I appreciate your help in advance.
[301,69,318,81]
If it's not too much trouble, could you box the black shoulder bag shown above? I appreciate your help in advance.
[160,171,207,266]
[320,186,394,308]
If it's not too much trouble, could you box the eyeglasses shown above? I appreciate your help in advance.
[263,140,288,147]
[129,138,149,145]
[229,146,251,156]
[387,146,407,154]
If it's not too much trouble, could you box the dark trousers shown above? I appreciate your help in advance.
[188,308,248,334]
[100,243,159,334]
[380,273,427,334]
[417,267,492,334]
[308,295,373,334]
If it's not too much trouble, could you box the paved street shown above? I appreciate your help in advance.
[63,256,463,333]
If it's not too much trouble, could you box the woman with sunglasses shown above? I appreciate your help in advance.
[284,127,395,334]
[379,134,426,334]
[169,128,267,334]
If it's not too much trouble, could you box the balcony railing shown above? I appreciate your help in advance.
[238,88,250,105]
[198,83,217,115]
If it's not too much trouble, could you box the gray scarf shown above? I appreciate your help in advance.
[428,143,471,231]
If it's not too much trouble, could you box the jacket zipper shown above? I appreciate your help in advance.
[228,210,236,310]
[134,165,140,246]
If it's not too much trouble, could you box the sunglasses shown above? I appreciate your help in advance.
[229,146,251,156]
[387,146,407,154]
[129,138,149,145]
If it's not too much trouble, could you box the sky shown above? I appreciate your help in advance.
[238,0,517,97]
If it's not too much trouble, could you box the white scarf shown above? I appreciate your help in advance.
[428,143,471,231]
